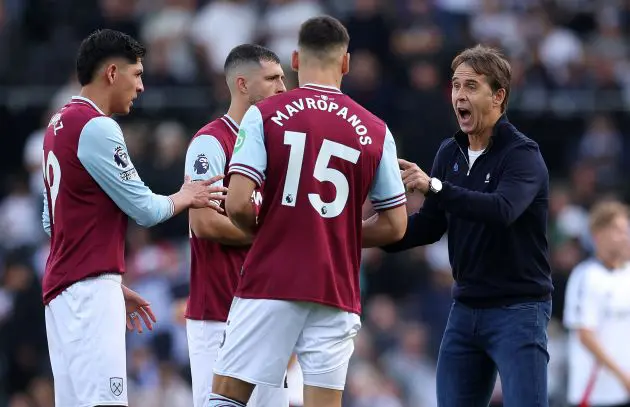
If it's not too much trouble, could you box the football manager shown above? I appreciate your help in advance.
[382,45,553,407]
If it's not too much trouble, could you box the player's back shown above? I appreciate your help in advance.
[186,116,262,321]
[42,97,128,304]
[231,84,405,314]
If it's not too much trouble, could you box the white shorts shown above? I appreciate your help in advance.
[214,298,361,391]
[45,273,127,407]
[186,319,289,407]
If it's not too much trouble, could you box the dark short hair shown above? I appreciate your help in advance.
[76,29,146,86]
[451,45,511,112]
[298,15,350,54]
[224,44,281,75]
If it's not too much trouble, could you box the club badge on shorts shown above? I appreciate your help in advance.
[110,377,124,396]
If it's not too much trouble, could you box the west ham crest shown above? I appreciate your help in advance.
[110,377,123,396]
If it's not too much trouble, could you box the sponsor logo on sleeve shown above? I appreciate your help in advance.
[234,129,246,153]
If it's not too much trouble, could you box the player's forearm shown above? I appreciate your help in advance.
[579,328,627,380]
[226,199,257,235]
[168,191,192,217]
[190,211,253,246]
[362,210,407,247]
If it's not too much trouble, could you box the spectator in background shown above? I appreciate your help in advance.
[189,0,257,76]
[0,173,42,250]
[259,0,324,63]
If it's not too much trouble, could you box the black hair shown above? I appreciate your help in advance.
[224,44,281,75]
[76,29,146,86]
[298,16,350,53]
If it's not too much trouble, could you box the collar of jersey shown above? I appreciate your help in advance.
[70,96,106,115]
[300,83,343,94]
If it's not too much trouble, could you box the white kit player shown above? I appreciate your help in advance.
[564,201,630,407]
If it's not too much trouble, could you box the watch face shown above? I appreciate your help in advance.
[432,178,442,192]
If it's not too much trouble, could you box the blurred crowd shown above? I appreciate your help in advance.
[2,0,630,406]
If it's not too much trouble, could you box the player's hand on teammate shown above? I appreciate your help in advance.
[122,285,157,333]
[180,175,229,212]
[399,159,430,194]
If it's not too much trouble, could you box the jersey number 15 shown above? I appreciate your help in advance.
[282,131,360,218]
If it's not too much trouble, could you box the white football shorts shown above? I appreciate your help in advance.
[186,318,289,407]
[214,298,361,391]
[45,273,127,407]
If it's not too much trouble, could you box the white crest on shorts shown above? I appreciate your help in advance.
[110,377,123,396]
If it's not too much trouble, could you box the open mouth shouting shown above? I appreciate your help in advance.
[457,106,473,128]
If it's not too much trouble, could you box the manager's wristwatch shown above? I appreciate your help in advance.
[429,177,443,194]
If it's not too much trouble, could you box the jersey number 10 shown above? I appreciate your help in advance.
[282,131,360,218]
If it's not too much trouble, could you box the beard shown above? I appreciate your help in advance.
[248,94,265,105]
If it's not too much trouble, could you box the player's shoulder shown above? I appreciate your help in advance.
[341,93,386,127]
[568,258,610,286]
[60,97,106,123]
[254,88,302,115]
[45,101,112,146]
[192,115,237,143]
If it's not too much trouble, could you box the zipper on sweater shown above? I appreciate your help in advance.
[457,143,488,176]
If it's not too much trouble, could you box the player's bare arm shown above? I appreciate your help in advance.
[362,205,407,247]
[362,125,408,248]
[577,328,630,390]
[225,174,258,235]
[190,206,253,246]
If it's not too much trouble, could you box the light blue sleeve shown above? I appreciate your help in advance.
[77,117,174,228]
[370,126,407,211]
[185,135,225,187]
[228,106,266,187]
[42,191,51,236]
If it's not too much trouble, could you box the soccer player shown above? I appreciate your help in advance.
[564,201,630,407]
[184,44,287,407]
[41,29,226,407]
[209,16,408,407]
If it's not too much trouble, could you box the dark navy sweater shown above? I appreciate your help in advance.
[385,115,553,307]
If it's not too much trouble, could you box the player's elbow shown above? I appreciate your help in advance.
[133,207,162,228]
[381,206,408,244]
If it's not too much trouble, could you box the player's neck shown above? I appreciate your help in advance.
[298,69,342,90]
[226,99,249,125]
[79,87,112,116]
[597,252,624,270]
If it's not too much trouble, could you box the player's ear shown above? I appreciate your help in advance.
[105,64,117,85]
[291,50,299,72]
[342,52,350,76]
[236,76,248,95]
